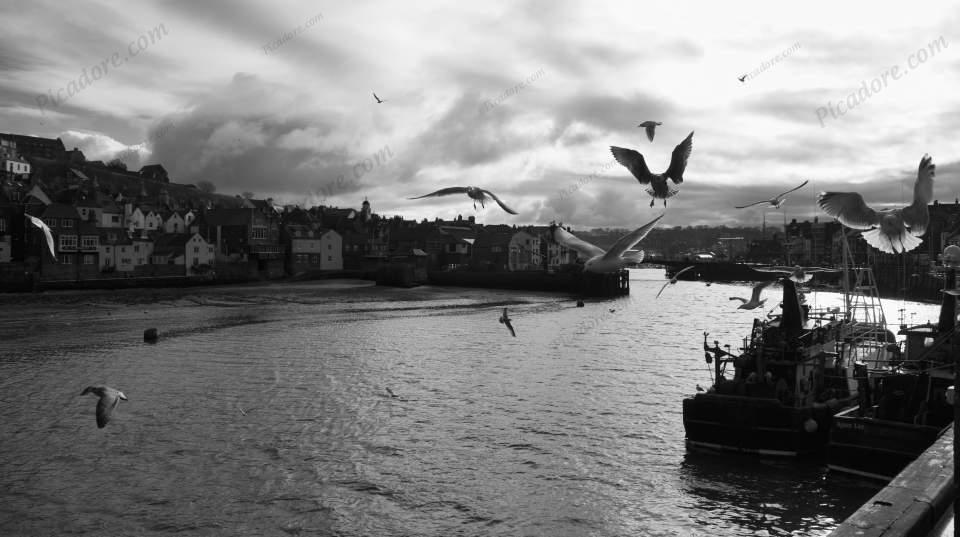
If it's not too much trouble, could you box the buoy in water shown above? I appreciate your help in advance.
[144,328,158,342]
[803,418,818,433]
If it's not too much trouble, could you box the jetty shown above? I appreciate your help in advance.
[829,425,954,537]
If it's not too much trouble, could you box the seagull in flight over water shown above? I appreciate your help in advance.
[80,386,127,428]
[637,121,661,142]
[656,265,696,298]
[817,155,934,254]
[738,74,748,83]
[499,308,516,337]
[408,186,518,214]
[373,92,385,104]
[729,281,774,310]
[553,214,664,273]
[611,131,694,207]
[735,180,809,209]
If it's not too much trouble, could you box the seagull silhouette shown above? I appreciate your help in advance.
[637,121,662,142]
[729,281,774,310]
[656,265,696,298]
[80,386,127,428]
[553,214,664,273]
[408,186,517,214]
[372,91,385,104]
[385,387,399,398]
[611,131,693,207]
[499,308,516,337]
[735,180,809,209]
[738,74,748,83]
[818,154,934,254]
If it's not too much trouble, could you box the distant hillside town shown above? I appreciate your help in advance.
[0,132,958,298]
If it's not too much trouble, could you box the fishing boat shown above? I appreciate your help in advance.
[826,265,958,480]
[682,236,894,457]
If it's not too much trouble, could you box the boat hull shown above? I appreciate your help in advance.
[682,394,838,456]
[827,408,949,480]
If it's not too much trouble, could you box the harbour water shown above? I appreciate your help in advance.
[0,268,944,536]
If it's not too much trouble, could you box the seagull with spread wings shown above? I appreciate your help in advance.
[611,131,694,207]
[408,186,517,215]
[80,386,127,429]
[373,92,386,104]
[656,265,696,298]
[735,180,809,209]
[729,281,775,310]
[553,214,664,273]
[817,155,934,254]
[637,121,661,142]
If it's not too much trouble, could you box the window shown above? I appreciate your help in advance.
[134,245,139,253]
[328,255,332,261]
[45,217,57,228]
[60,254,72,264]
[120,247,126,253]
[83,254,95,265]
[251,226,267,239]
[0,218,5,233]
[311,255,319,264]
[81,235,98,248]
[194,247,199,253]
[61,219,73,228]
[192,258,199,266]
[111,215,120,223]
[59,235,78,250]
[327,243,331,250]
[121,258,132,265]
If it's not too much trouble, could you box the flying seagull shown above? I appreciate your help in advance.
[656,265,696,298]
[372,92,385,104]
[637,121,662,142]
[80,386,127,428]
[738,74,748,83]
[385,387,399,398]
[408,186,518,215]
[753,264,839,283]
[26,214,57,260]
[817,155,934,254]
[735,180,809,209]
[611,131,694,207]
[729,281,774,310]
[499,308,516,337]
[553,213,664,273]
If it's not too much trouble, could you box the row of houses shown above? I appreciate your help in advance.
[0,132,594,288]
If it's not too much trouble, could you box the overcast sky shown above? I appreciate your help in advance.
[3,1,959,230]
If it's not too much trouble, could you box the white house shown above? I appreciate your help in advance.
[151,233,215,275]
[288,226,343,272]
[144,210,163,231]
[163,211,186,234]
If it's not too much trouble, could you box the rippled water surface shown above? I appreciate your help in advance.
[0,269,944,536]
